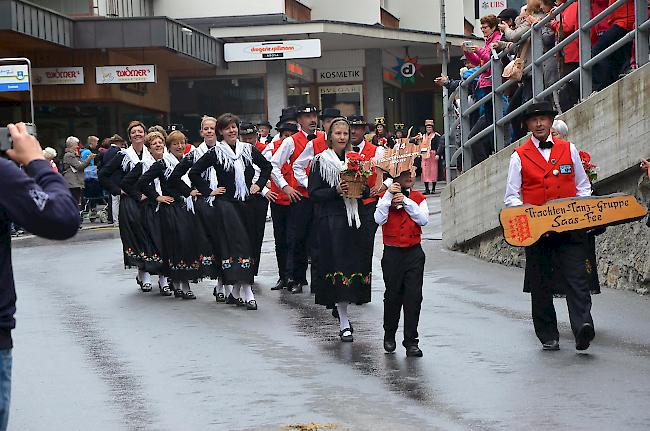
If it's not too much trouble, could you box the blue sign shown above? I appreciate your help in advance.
[0,64,30,93]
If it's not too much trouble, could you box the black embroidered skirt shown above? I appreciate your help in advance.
[139,203,164,274]
[207,198,254,285]
[314,211,374,307]
[194,198,223,280]
[118,196,154,270]
[242,195,269,276]
[159,200,216,282]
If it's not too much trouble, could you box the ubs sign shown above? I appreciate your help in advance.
[317,67,363,83]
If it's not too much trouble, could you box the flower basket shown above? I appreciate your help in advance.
[340,171,367,199]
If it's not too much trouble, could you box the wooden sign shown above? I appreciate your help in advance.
[373,135,426,178]
[500,194,648,247]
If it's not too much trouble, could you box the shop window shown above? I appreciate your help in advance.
[318,84,363,117]
[288,86,311,108]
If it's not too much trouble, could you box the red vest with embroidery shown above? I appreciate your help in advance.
[289,131,325,198]
[358,141,380,205]
[514,137,577,206]
[270,140,291,206]
[381,190,426,247]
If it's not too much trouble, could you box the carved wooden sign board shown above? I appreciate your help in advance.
[372,136,428,178]
[499,194,648,247]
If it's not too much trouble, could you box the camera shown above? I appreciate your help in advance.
[0,123,37,152]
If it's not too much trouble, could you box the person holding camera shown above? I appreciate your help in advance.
[0,122,80,430]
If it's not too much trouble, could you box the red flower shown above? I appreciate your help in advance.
[347,152,364,162]
[579,150,591,163]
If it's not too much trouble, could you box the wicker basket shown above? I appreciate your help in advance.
[340,171,367,199]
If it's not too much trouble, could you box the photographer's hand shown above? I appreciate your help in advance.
[6,122,44,166]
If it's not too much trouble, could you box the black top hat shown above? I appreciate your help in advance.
[296,103,320,115]
[281,107,298,121]
[497,8,518,21]
[320,107,341,120]
[277,122,299,133]
[348,115,368,126]
[256,120,272,128]
[239,122,257,135]
[520,102,558,122]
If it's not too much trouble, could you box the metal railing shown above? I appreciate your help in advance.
[445,0,649,176]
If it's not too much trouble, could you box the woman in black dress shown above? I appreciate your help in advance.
[189,113,272,310]
[308,117,375,342]
[99,121,167,292]
[120,131,169,293]
[168,116,227,301]
[136,130,217,299]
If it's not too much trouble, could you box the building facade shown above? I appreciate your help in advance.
[1,0,484,147]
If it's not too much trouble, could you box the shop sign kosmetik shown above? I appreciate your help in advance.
[33,67,84,85]
[224,39,321,62]
[317,67,363,83]
[95,65,156,84]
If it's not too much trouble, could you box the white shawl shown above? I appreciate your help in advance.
[120,145,152,172]
[214,140,252,201]
[163,150,195,213]
[192,142,220,205]
[317,148,361,229]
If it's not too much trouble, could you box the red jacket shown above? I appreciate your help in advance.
[514,138,577,205]
[561,1,611,64]
[609,0,635,31]
[381,190,426,247]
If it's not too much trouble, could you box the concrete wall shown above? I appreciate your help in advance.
[154,0,284,19]
[441,64,650,292]
[309,0,381,25]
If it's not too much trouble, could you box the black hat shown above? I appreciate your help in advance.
[320,107,341,120]
[348,115,368,126]
[520,102,558,122]
[281,107,298,121]
[256,120,272,128]
[239,122,257,135]
[277,122,299,133]
[296,103,320,116]
[497,8,518,21]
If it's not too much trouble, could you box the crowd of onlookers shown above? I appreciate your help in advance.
[436,0,641,169]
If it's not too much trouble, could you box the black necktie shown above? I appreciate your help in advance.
[307,134,317,141]
[352,146,360,153]
[539,140,553,150]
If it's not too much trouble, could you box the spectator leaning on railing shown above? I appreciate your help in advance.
[0,123,80,431]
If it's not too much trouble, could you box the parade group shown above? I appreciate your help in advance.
[98,105,439,357]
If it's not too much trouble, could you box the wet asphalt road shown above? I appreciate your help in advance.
[8,194,650,431]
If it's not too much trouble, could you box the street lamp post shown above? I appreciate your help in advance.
[440,0,452,182]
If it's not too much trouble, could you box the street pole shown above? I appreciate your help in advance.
[440,0,452,183]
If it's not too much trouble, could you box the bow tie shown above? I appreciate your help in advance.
[401,187,410,198]
[539,141,554,150]
[307,134,317,141]
[352,146,360,153]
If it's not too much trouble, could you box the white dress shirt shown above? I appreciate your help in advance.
[270,130,310,190]
[504,135,592,207]
[374,190,429,226]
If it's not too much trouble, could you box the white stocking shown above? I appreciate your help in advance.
[336,302,350,331]
[140,271,152,286]
[242,284,254,302]
[231,284,241,299]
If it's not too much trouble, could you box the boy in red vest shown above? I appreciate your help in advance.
[374,168,429,357]
[504,102,596,352]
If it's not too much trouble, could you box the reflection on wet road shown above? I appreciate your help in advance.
[9,195,650,430]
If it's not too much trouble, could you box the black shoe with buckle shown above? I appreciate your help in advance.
[141,283,152,292]
[159,285,172,296]
[289,282,303,294]
[246,299,258,310]
[237,297,245,307]
[215,292,226,303]
[405,345,423,357]
[271,279,286,290]
[575,323,595,351]
[542,339,560,351]
[182,290,196,300]
[384,333,396,353]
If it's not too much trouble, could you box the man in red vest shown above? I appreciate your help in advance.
[271,104,325,293]
[504,102,595,351]
[375,167,429,357]
[267,122,299,290]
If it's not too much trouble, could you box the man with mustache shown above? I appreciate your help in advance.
[270,104,324,293]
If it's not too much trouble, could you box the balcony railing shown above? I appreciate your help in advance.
[444,0,649,176]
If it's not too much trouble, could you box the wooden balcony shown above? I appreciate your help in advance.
[380,8,399,29]
[285,0,311,22]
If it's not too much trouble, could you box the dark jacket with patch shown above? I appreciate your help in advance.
[0,158,79,349]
